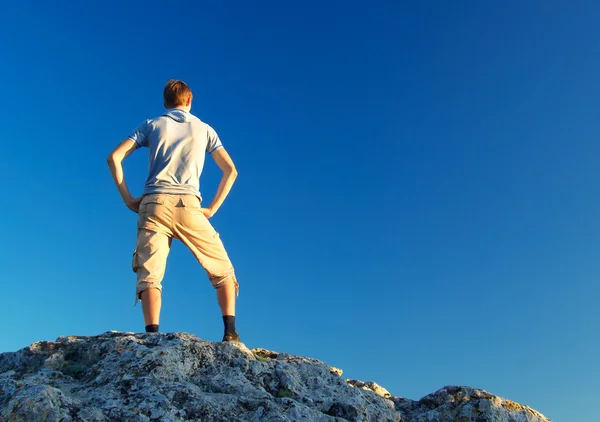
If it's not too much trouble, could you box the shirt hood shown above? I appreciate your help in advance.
[163,108,192,123]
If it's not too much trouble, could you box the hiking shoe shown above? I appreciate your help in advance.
[222,332,241,342]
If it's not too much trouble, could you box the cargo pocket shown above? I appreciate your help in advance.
[132,249,139,273]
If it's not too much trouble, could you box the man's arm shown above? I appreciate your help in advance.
[202,148,238,218]
[107,139,142,213]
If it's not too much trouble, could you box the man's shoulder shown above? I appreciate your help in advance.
[188,113,204,124]
[188,113,208,124]
[141,114,168,126]
[189,115,218,133]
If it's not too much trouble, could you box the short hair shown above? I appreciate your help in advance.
[163,79,193,108]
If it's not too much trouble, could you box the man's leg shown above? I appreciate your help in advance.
[135,228,171,332]
[217,279,239,341]
[141,287,162,326]
[216,279,236,316]
[134,194,174,333]
[173,196,240,341]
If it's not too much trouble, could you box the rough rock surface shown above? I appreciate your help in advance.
[0,332,551,421]
[392,386,550,422]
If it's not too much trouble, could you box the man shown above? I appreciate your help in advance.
[107,79,240,342]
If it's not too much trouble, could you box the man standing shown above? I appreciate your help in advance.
[107,80,240,342]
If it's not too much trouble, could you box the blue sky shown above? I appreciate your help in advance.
[1,1,598,420]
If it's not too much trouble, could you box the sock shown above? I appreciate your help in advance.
[223,315,236,334]
[145,324,159,333]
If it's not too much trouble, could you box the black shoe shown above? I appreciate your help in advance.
[222,332,241,342]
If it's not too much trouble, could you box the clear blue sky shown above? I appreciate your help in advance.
[1,1,597,420]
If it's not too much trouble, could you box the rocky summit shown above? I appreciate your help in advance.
[0,332,550,421]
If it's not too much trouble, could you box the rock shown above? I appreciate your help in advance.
[0,332,551,421]
[0,332,397,421]
[346,380,392,399]
[392,385,550,422]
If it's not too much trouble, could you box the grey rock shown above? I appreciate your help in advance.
[392,385,551,422]
[0,332,550,422]
[0,332,397,421]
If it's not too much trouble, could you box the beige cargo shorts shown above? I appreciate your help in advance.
[131,193,238,305]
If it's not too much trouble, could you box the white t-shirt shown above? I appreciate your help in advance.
[128,108,223,200]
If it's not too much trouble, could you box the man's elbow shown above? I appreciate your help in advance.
[106,150,124,163]
[106,154,117,167]
[222,163,238,178]
[106,153,123,171]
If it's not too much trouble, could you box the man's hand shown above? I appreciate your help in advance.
[200,207,214,218]
[126,196,143,213]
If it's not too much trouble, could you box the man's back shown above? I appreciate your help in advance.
[128,108,223,199]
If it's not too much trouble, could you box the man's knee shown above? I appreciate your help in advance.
[211,273,239,295]
[137,283,163,300]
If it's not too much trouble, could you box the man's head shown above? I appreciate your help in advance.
[163,79,193,110]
